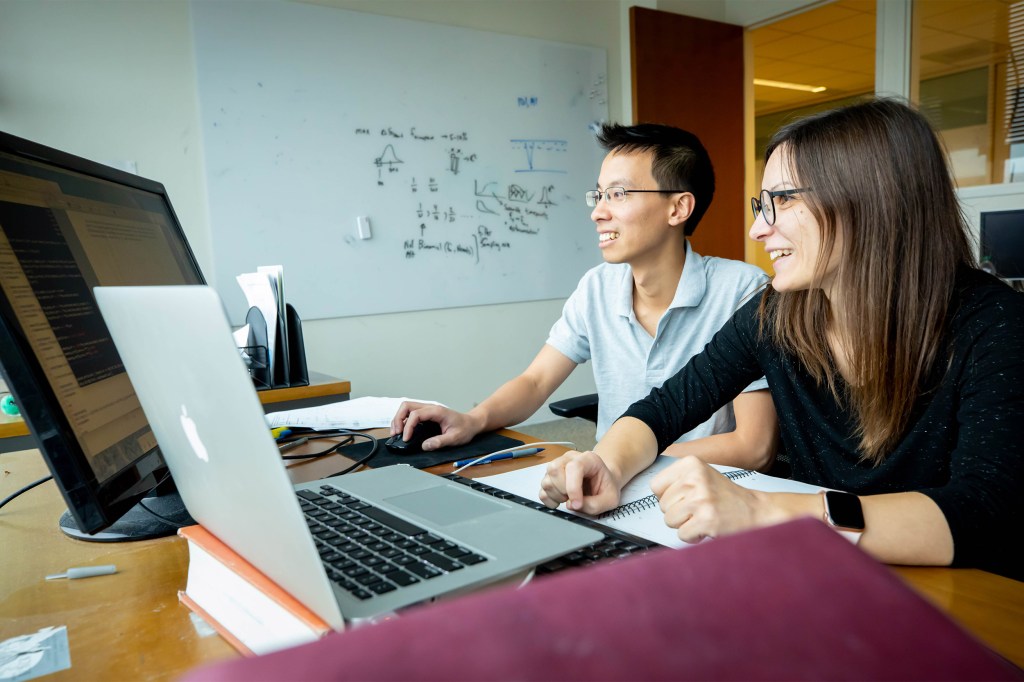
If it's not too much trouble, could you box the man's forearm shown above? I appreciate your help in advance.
[467,345,578,435]
[467,375,553,434]
[665,390,777,470]
[663,432,774,471]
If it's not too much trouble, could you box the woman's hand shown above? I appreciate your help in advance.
[651,456,780,543]
[539,450,624,515]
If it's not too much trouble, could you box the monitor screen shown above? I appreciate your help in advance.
[980,209,1024,281]
[0,130,205,540]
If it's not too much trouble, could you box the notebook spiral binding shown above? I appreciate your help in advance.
[598,469,757,520]
[600,494,659,521]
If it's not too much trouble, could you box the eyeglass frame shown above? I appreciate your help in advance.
[750,187,812,226]
[585,187,688,208]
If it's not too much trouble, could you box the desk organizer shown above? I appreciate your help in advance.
[239,344,271,390]
[242,304,309,389]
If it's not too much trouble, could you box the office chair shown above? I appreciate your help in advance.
[548,393,599,423]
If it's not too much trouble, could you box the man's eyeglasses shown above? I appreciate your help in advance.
[750,188,812,226]
[585,187,687,208]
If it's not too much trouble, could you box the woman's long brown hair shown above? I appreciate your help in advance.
[759,99,975,463]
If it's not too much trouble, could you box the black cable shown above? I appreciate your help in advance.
[283,428,355,439]
[277,429,380,479]
[0,474,53,511]
[126,470,191,528]
[279,435,354,460]
[289,429,380,475]
[137,498,191,529]
[332,437,379,475]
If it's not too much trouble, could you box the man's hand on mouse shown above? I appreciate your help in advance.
[390,401,482,451]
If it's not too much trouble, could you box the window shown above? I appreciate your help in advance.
[747,0,1017,274]
[915,0,1013,187]
[749,0,876,272]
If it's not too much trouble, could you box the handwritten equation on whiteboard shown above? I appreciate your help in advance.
[355,124,569,265]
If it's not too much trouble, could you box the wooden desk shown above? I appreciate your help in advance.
[256,371,350,412]
[1,440,1021,680]
[1,448,236,680]
[0,375,350,455]
[0,413,32,453]
[891,565,1024,667]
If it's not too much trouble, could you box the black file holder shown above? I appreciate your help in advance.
[240,343,271,390]
[243,304,309,390]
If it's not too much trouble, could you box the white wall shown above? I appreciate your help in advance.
[0,0,625,423]
[0,0,212,267]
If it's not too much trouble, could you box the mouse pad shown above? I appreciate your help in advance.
[337,432,524,470]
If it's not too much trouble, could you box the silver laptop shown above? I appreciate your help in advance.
[94,285,601,628]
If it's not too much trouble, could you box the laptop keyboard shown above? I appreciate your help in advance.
[298,485,488,601]
[442,473,659,574]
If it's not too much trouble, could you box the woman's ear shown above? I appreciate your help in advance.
[668,192,696,227]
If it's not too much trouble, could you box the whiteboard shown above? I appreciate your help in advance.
[190,1,608,322]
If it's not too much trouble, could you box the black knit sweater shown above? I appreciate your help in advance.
[623,268,1024,580]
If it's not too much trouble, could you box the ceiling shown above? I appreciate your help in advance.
[752,0,1014,114]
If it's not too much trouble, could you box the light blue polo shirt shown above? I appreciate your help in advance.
[547,241,769,441]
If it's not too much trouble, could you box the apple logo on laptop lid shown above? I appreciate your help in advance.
[180,405,210,463]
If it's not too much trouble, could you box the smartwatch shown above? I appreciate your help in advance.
[822,490,865,543]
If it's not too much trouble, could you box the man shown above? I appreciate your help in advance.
[392,123,777,469]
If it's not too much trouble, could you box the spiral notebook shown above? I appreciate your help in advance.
[479,456,825,549]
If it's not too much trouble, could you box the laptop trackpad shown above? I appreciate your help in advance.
[385,485,506,526]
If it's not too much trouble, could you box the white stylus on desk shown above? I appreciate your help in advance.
[45,564,118,580]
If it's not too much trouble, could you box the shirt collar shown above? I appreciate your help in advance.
[614,265,634,318]
[615,241,706,318]
[671,240,707,309]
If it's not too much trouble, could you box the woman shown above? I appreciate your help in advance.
[539,99,1024,579]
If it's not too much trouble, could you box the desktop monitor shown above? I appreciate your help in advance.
[979,209,1024,281]
[0,130,205,541]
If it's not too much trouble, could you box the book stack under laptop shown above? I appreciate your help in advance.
[178,526,331,656]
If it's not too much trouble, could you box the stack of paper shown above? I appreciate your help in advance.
[235,265,288,380]
[265,397,442,431]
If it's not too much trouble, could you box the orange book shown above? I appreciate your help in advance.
[177,525,334,656]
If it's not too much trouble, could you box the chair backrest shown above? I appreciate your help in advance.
[547,393,599,423]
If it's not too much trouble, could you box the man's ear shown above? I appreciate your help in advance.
[668,192,696,227]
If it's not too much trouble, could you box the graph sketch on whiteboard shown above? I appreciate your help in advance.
[374,144,404,184]
[510,139,568,173]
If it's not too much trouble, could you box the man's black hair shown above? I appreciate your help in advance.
[596,123,715,236]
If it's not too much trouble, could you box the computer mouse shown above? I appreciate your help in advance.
[384,420,443,454]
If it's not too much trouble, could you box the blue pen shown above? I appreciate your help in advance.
[453,447,544,468]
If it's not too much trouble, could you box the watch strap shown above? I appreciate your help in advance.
[833,528,863,544]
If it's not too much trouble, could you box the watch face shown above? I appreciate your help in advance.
[825,491,865,531]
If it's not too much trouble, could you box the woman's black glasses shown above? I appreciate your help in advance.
[750,188,812,225]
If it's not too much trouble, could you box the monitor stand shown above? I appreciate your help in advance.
[58,492,195,542]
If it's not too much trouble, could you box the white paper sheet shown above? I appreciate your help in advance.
[236,270,279,375]
[257,264,288,358]
[264,396,442,431]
